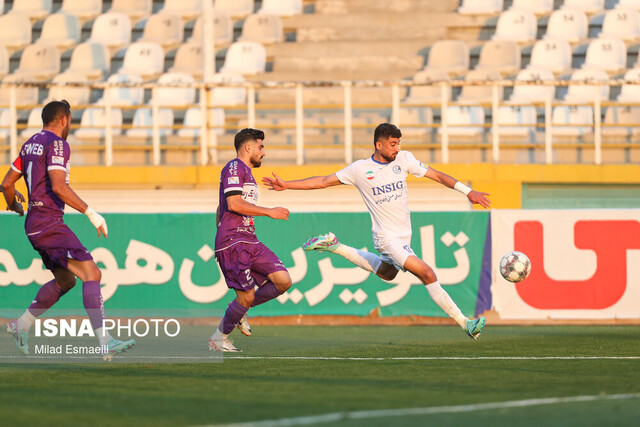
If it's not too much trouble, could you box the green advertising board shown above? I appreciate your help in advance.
[0,212,489,317]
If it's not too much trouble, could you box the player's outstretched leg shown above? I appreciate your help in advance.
[465,316,486,340]
[209,300,247,352]
[303,232,383,274]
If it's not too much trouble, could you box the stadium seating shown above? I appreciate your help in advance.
[403,69,451,105]
[189,13,233,47]
[15,44,60,82]
[12,0,52,22]
[90,12,132,54]
[527,39,572,75]
[582,38,627,74]
[602,105,640,140]
[0,13,32,55]
[257,0,303,16]
[96,73,144,106]
[60,0,103,25]
[67,42,111,82]
[176,107,226,138]
[457,69,503,104]
[509,68,555,104]
[140,13,185,52]
[398,107,433,136]
[215,0,255,20]
[616,0,640,9]
[220,42,267,75]
[599,9,640,41]
[0,45,8,79]
[495,105,538,140]
[458,0,503,15]
[0,74,39,107]
[509,0,553,15]
[239,14,284,45]
[36,13,81,53]
[74,107,123,139]
[561,0,605,14]
[551,105,594,138]
[109,0,152,24]
[153,72,196,107]
[119,42,165,81]
[491,10,537,44]
[161,0,203,22]
[169,42,204,78]
[0,109,12,140]
[616,68,640,103]
[542,9,588,43]
[126,108,175,138]
[474,40,521,76]
[46,71,91,107]
[20,107,43,138]
[563,68,610,103]
[210,72,247,106]
[439,105,486,138]
[424,40,469,76]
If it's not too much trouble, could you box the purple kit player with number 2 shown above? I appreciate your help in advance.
[2,100,134,361]
[208,128,292,352]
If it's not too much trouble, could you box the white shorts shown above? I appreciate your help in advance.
[375,238,416,272]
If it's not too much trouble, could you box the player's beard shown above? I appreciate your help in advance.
[381,152,397,163]
[251,155,263,168]
[61,123,70,140]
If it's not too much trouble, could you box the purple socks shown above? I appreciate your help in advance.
[27,279,63,317]
[221,300,249,334]
[82,280,106,330]
[251,281,283,307]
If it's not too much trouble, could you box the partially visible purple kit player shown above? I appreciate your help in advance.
[208,128,292,352]
[2,100,134,361]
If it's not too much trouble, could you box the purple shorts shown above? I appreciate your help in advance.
[215,241,287,291]
[28,223,93,272]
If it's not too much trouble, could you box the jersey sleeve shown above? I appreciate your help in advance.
[220,161,244,197]
[335,162,356,186]
[46,139,70,172]
[402,151,429,178]
[11,156,22,174]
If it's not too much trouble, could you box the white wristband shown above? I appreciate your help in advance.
[84,206,108,235]
[454,181,472,196]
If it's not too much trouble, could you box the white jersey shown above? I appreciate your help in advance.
[335,151,428,244]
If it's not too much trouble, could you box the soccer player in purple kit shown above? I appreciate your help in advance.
[2,100,135,361]
[208,128,292,352]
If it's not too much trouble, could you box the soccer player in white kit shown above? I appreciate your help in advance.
[262,123,491,339]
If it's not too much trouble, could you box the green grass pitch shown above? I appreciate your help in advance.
[1,325,639,426]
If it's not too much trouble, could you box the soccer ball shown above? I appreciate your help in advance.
[499,251,531,283]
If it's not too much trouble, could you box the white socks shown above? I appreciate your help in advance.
[17,310,36,332]
[94,327,113,346]
[425,281,468,329]
[333,244,382,273]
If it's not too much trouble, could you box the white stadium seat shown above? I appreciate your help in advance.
[126,108,174,138]
[599,9,640,41]
[220,42,267,75]
[20,108,43,138]
[582,38,627,73]
[90,12,132,53]
[602,106,640,140]
[16,44,60,81]
[509,68,555,104]
[440,106,486,138]
[527,39,572,75]
[403,69,451,105]
[509,0,552,15]
[0,45,8,78]
[616,0,640,9]
[457,69,503,104]
[543,10,588,43]
[215,0,254,20]
[616,68,640,103]
[109,0,152,23]
[119,42,165,80]
[552,106,593,137]
[424,40,469,76]
[189,12,233,46]
[239,14,284,44]
[458,0,503,15]
[0,13,32,54]
[0,109,12,140]
[496,106,538,140]
[0,74,39,107]
[140,13,185,51]
[177,107,225,138]
[154,72,196,107]
[491,10,537,44]
[47,71,91,106]
[37,13,81,52]
[563,68,610,103]
[12,0,52,22]
[75,108,123,139]
[67,42,111,82]
[96,73,144,106]
[561,0,605,14]
[169,42,204,78]
[161,0,205,22]
[257,0,302,16]
[61,0,103,24]
[475,40,521,76]
[210,72,247,106]
[398,107,433,136]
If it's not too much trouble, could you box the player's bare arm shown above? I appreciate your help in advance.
[227,194,289,220]
[49,170,109,237]
[2,168,25,216]
[424,167,491,209]
[262,172,342,191]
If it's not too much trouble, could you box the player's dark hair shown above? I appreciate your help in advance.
[234,128,265,151]
[374,123,402,146]
[41,100,71,126]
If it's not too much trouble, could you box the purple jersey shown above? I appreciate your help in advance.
[214,158,259,251]
[12,130,71,234]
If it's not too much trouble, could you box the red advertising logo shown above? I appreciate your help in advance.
[514,220,640,309]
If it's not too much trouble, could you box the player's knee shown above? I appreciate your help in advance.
[277,276,292,292]
[58,279,76,291]
[238,293,254,308]
[420,266,437,284]
[86,264,102,282]
[377,269,398,281]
